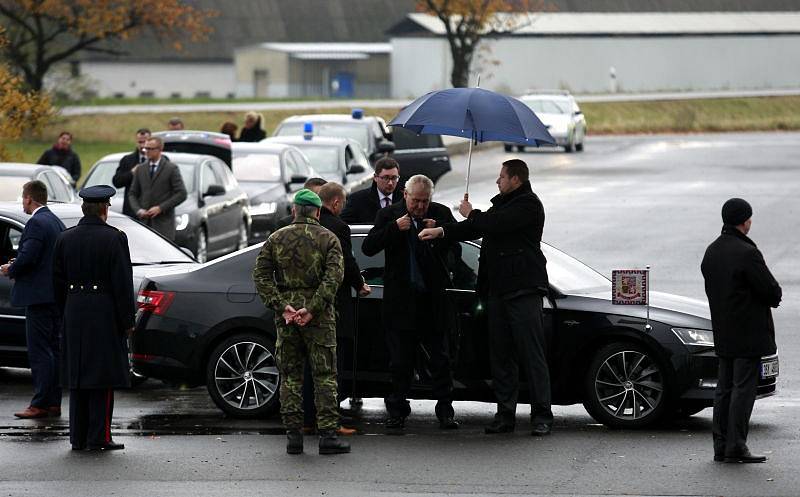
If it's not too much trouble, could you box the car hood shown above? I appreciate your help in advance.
[132,263,200,292]
[239,181,285,203]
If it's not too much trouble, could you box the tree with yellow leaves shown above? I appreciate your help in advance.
[0,28,52,161]
[418,0,549,88]
[0,0,216,91]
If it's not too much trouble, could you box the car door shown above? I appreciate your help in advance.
[0,218,27,366]
[210,159,241,248]
[199,160,227,255]
[39,171,73,203]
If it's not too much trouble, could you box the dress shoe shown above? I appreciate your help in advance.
[438,417,459,430]
[318,430,351,455]
[385,416,406,430]
[286,430,303,455]
[87,442,125,451]
[724,449,767,463]
[531,423,552,436]
[48,406,61,417]
[337,426,357,436]
[713,454,725,462]
[302,426,316,435]
[14,406,49,419]
[71,445,86,451]
[484,420,515,434]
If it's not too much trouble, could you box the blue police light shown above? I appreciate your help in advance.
[303,122,313,140]
[351,108,364,120]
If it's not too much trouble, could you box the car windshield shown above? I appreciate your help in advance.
[85,161,196,193]
[0,177,31,201]
[60,216,194,264]
[522,98,571,115]
[232,154,282,182]
[276,122,369,151]
[292,145,340,174]
[542,243,610,294]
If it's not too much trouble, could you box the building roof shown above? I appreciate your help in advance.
[390,12,800,37]
[245,42,392,60]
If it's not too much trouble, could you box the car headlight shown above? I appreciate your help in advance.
[672,328,714,347]
[175,213,189,231]
[250,202,278,216]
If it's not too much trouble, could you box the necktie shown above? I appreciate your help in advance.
[383,197,390,208]
[150,163,157,178]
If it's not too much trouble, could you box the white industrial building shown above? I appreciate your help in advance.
[389,12,800,98]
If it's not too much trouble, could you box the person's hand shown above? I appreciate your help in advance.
[422,218,436,229]
[396,213,412,231]
[125,327,135,336]
[136,209,149,219]
[458,193,473,218]
[282,305,298,324]
[145,205,162,218]
[0,264,9,277]
[358,283,371,297]
[418,227,444,241]
[294,308,313,327]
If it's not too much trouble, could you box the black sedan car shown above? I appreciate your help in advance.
[0,202,197,369]
[83,152,250,263]
[131,228,778,428]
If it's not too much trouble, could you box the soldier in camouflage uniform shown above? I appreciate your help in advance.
[252,189,350,455]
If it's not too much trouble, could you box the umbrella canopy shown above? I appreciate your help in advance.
[388,87,556,146]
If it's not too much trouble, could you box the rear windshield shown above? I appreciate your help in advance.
[390,126,443,149]
[163,143,232,167]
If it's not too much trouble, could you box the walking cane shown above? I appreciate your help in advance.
[349,293,362,408]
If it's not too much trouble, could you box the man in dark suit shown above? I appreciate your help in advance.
[53,185,135,451]
[1,181,66,419]
[362,175,458,431]
[128,136,187,241]
[701,198,782,464]
[419,159,552,436]
[113,128,150,218]
[340,157,404,224]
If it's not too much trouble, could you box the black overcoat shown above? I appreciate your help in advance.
[443,181,548,299]
[53,216,135,388]
[701,226,782,358]
[319,206,364,337]
[362,200,456,330]
[112,149,145,217]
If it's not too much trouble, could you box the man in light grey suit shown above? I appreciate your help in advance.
[128,137,187,241]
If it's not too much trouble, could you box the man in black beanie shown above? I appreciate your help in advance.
[701,198,782,463]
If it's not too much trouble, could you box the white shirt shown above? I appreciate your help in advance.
[31,205,45,216]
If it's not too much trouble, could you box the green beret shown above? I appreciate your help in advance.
[293,188,322,208]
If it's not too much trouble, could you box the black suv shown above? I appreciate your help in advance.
[272,110,452,184]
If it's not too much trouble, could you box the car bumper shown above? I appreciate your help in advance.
[679,351,778,402]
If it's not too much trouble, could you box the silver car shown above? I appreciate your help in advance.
[505,92,587,153]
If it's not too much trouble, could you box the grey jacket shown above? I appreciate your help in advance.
[128,156,187,240]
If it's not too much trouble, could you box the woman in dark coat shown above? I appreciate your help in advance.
[238,111,267,142]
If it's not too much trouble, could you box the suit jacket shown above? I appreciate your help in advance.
[8,206,66,307]
[362,200,456,330]
[340,182,404,225]
[53,216,134,388]
[128,156,188,240]
[701,226,782,358]
[113,149,146,217]
[320,207,364,337]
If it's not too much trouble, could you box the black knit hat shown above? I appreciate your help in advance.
[721,198,752,226]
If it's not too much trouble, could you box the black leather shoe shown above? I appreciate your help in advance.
[485,420,515,434]
[531,423,552,436]
[71,445,86,451]
[318,430,351,455]
[87,442,124,451]
[438,417,459,430]
[713,454,725,462]
[286,430,303,455]
[725,450,766,463]
[385,416,406,430]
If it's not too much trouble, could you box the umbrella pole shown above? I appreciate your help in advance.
[464,133,474,196]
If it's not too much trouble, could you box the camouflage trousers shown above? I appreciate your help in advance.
[275,321,339,431]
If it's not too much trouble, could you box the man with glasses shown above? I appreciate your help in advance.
[341,157,403,224]
[113,128,151,218]
[128,137,187,241]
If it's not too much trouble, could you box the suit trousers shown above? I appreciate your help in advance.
[713,357,760,456]
[25,303,62,409]
[69,388,115,449]
[488,291,553,425]
[384,292,454,419]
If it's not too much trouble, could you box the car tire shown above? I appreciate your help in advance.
[503,144,513,152]
[575,141,584,152]
[236,220,248,251]
[128,368,148,388]
[564,137,575,153]
[516,145,526,153]
[195,227,208,263]
[206,332,280,419]
[582,342,670,428]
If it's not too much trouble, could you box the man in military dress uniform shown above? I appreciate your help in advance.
[252,189,349,455]
[52,185,135,451]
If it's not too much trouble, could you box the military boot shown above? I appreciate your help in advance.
[318,430,351,455]
[286,430,303,455]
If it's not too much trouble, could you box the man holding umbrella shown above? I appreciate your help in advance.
[419,159,552,436]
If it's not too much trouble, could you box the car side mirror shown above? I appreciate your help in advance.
[347,164,366,175]
[290,175,308,184]
[377,140,395,154]
[574,110,583,116]
[204,184,225,197]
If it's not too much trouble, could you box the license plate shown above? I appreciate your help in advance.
[761,358,779,379]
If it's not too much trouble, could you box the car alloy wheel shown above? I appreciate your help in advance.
[206,333,280,418]
[583,342,669,428]
[195,228,208,263]
[236,221,248,251]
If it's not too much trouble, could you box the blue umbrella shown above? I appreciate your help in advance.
[388,87,555,193]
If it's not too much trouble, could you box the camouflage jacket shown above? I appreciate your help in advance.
[253,216,344,325]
